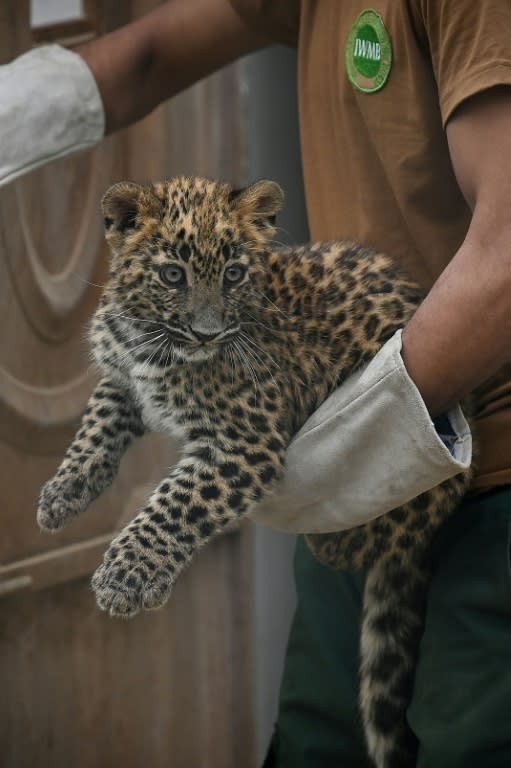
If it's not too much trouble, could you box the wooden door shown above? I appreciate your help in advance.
[0,3,254,767]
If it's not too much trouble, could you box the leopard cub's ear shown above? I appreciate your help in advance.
[230,180,284,240]
[101,182,160,252]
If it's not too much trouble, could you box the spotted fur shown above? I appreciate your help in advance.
[37,176,473,768]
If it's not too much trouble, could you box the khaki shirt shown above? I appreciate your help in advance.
[231,0,511,489]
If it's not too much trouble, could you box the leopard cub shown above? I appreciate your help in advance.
[37,176,472,768]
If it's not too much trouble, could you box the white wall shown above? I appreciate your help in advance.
[30,0,84,27]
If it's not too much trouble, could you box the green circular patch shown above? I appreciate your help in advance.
[346,9,392,93]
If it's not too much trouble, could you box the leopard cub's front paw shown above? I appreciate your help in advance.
[37,474,90,532]
[91,531,176,618]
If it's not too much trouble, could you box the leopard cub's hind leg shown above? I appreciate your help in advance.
[307,472,473,768]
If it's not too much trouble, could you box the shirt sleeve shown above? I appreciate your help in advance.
[228,0,300,47]
[411,0,511,125]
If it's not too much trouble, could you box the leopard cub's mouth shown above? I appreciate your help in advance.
[186,323,240,345]
[169,324,240,363]
[113,311,241,365]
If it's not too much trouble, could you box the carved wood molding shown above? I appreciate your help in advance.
[0,5,254,764]
[13,153,107,321]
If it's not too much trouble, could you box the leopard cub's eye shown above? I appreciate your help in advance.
[223,263,246,286]
[159,264,186,287]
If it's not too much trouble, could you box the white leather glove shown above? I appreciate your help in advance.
[0,44,104,187]
[251,329,472,533]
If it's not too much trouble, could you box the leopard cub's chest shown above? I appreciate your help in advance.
[130,368,188,439]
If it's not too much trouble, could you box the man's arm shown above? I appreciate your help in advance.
[255,88,511,534]
[401,86,511,416]
[77,0,269,134]
[0,0,268,187]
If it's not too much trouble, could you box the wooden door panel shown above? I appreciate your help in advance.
[0,2,254,766]
[0,531,252,768]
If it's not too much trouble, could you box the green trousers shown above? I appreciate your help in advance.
[263,488,511,768]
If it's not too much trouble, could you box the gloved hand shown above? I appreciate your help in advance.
[251,329,472,533]
[0,44,104,187]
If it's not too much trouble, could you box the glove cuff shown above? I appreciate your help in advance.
[0,44,105,187]
[251,329,472,533]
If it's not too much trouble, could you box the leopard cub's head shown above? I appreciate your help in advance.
[99,176,283,362]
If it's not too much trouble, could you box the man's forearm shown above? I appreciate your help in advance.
[402,88,511,417]
[76,0,268,134]
[402,224,511,417]
[0,0,267,188]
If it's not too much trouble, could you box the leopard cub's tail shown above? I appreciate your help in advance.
[359,462,474,768]
[360,551,429,768]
